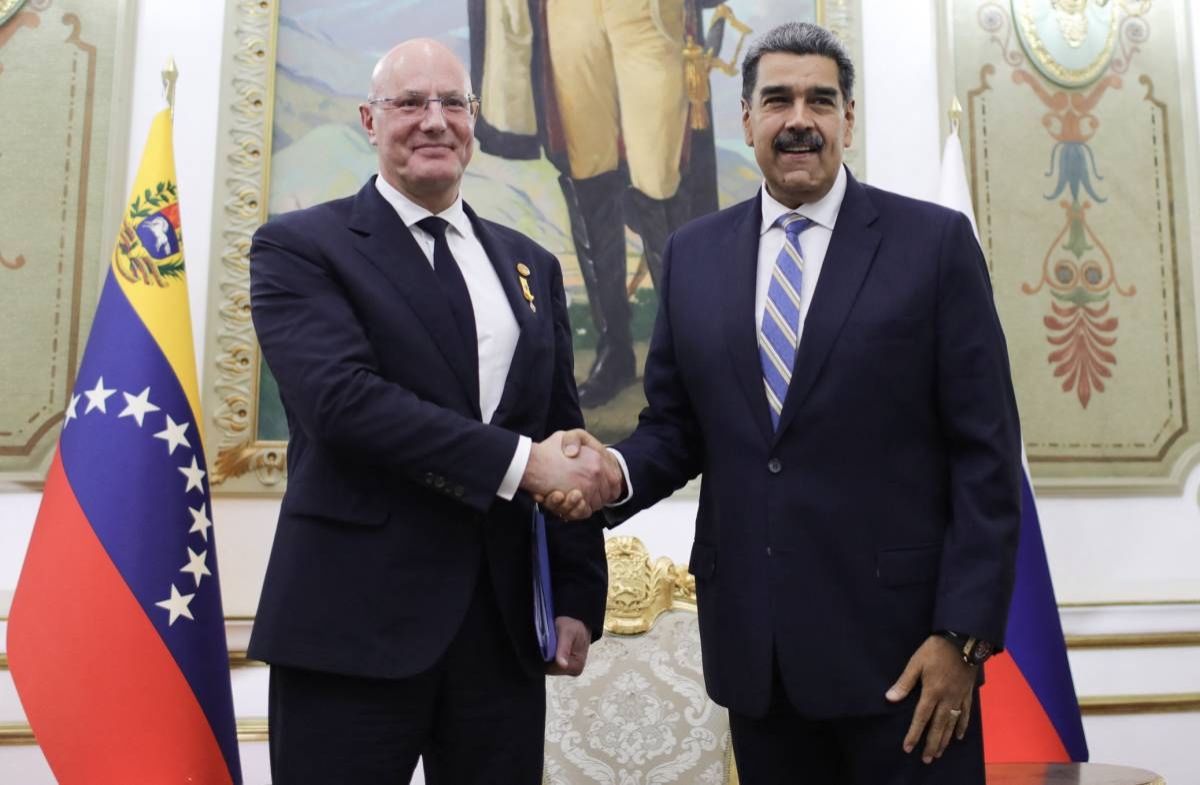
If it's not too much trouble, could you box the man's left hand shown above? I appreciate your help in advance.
[885,635,976,764]
[545,616,591,677]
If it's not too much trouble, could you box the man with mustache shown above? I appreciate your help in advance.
[247,39,614,784]
[549,21,1022,784]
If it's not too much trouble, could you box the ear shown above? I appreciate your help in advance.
[741,97,753,147]
[359,103,378,146]
[842,98,855,149]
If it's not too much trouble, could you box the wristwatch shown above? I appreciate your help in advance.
[937,630,994,666]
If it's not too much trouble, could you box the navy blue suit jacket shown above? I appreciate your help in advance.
[246,178,606,679]
[611,171,1022,718]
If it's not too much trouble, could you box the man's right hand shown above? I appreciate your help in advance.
[535,429,624,520]
[520,430,622,519]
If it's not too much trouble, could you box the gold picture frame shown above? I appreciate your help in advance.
[202,0,865,494]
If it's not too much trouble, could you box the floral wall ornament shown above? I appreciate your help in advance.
[1022,199,1135,407]
[1006,66,1137,407]
[978,2,1149,410]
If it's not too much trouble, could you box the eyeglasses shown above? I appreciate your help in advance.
[366,91,481,119]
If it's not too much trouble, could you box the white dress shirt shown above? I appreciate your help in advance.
[609,167,850,505]
[754,165,847,342]
[374,176,531,500]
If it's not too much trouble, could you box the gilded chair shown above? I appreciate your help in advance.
[544,536,740,785]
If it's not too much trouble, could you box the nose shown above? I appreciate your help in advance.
[419,100,449,131]
[784,98,815,130]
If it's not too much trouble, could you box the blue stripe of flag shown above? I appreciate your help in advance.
[1004,472,1089,761]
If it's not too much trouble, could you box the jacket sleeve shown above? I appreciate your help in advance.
[606,231,706,525]
[929,211,1023,649]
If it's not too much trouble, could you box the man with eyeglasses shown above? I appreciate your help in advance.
[246,38,615,784]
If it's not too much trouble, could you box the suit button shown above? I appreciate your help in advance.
[766,546,773,557]
[767,458,782,474]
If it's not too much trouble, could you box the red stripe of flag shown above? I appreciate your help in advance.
[981,652,1072,764]
[7,451,233,785]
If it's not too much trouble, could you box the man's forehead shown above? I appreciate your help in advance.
[375,50,470,93]
[755,53,840,89]
[381,69,469,90]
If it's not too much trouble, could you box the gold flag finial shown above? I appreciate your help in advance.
[162,56,179,113]
[949,96,963,134]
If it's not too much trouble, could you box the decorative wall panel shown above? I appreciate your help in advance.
[947,0,1200,490]
[0,0,133,482]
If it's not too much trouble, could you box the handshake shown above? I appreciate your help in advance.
[520,429,624,520]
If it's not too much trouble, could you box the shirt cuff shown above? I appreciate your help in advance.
[497,436,531,500]
[606,447,634,506]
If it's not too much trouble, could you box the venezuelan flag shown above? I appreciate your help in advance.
[6,109,242,784]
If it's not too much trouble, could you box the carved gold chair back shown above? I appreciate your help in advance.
[544,536,739,785]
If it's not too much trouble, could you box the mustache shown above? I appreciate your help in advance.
[773,129,824,152]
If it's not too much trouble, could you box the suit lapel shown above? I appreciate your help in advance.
[348,180,481,417]
[773,172,881,441]
[465,204,532,332]
[722,194,775,443]
[465,204,538,426]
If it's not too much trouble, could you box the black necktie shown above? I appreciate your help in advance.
[416,216,478,374]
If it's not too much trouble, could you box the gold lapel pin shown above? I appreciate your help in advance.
[517,263,536,312]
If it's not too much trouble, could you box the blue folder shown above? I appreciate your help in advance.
[532,505,558,662]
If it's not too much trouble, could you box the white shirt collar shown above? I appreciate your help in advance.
[759,164,848,235]
[374,174,472,238]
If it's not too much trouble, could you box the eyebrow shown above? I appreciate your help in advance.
[758,85,792,99]
[397,89,467,97]
[757,84,840,100]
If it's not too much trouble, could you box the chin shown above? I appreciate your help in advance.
[410,166,462,185]
[788,172,830,190]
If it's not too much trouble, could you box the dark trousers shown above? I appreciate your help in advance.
[267,564,545,785]
[728,658,985,785]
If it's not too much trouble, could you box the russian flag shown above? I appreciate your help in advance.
[979,471,1089,761]
[938,114,1088,762]
[6,108,242,784]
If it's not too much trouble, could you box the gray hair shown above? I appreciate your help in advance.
[741,22,855,103]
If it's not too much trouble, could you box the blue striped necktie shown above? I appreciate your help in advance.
[759,213,812,428]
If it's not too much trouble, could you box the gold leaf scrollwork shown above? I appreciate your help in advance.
[604,536,696,635]
[211,437,284,486]
[1016,0,1119,88]
[208,0,280,489]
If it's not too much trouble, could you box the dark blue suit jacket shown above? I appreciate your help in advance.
[611,170,1022,719]
[246,178,606,679]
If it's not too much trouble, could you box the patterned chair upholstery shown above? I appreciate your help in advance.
[544,537,739,785]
